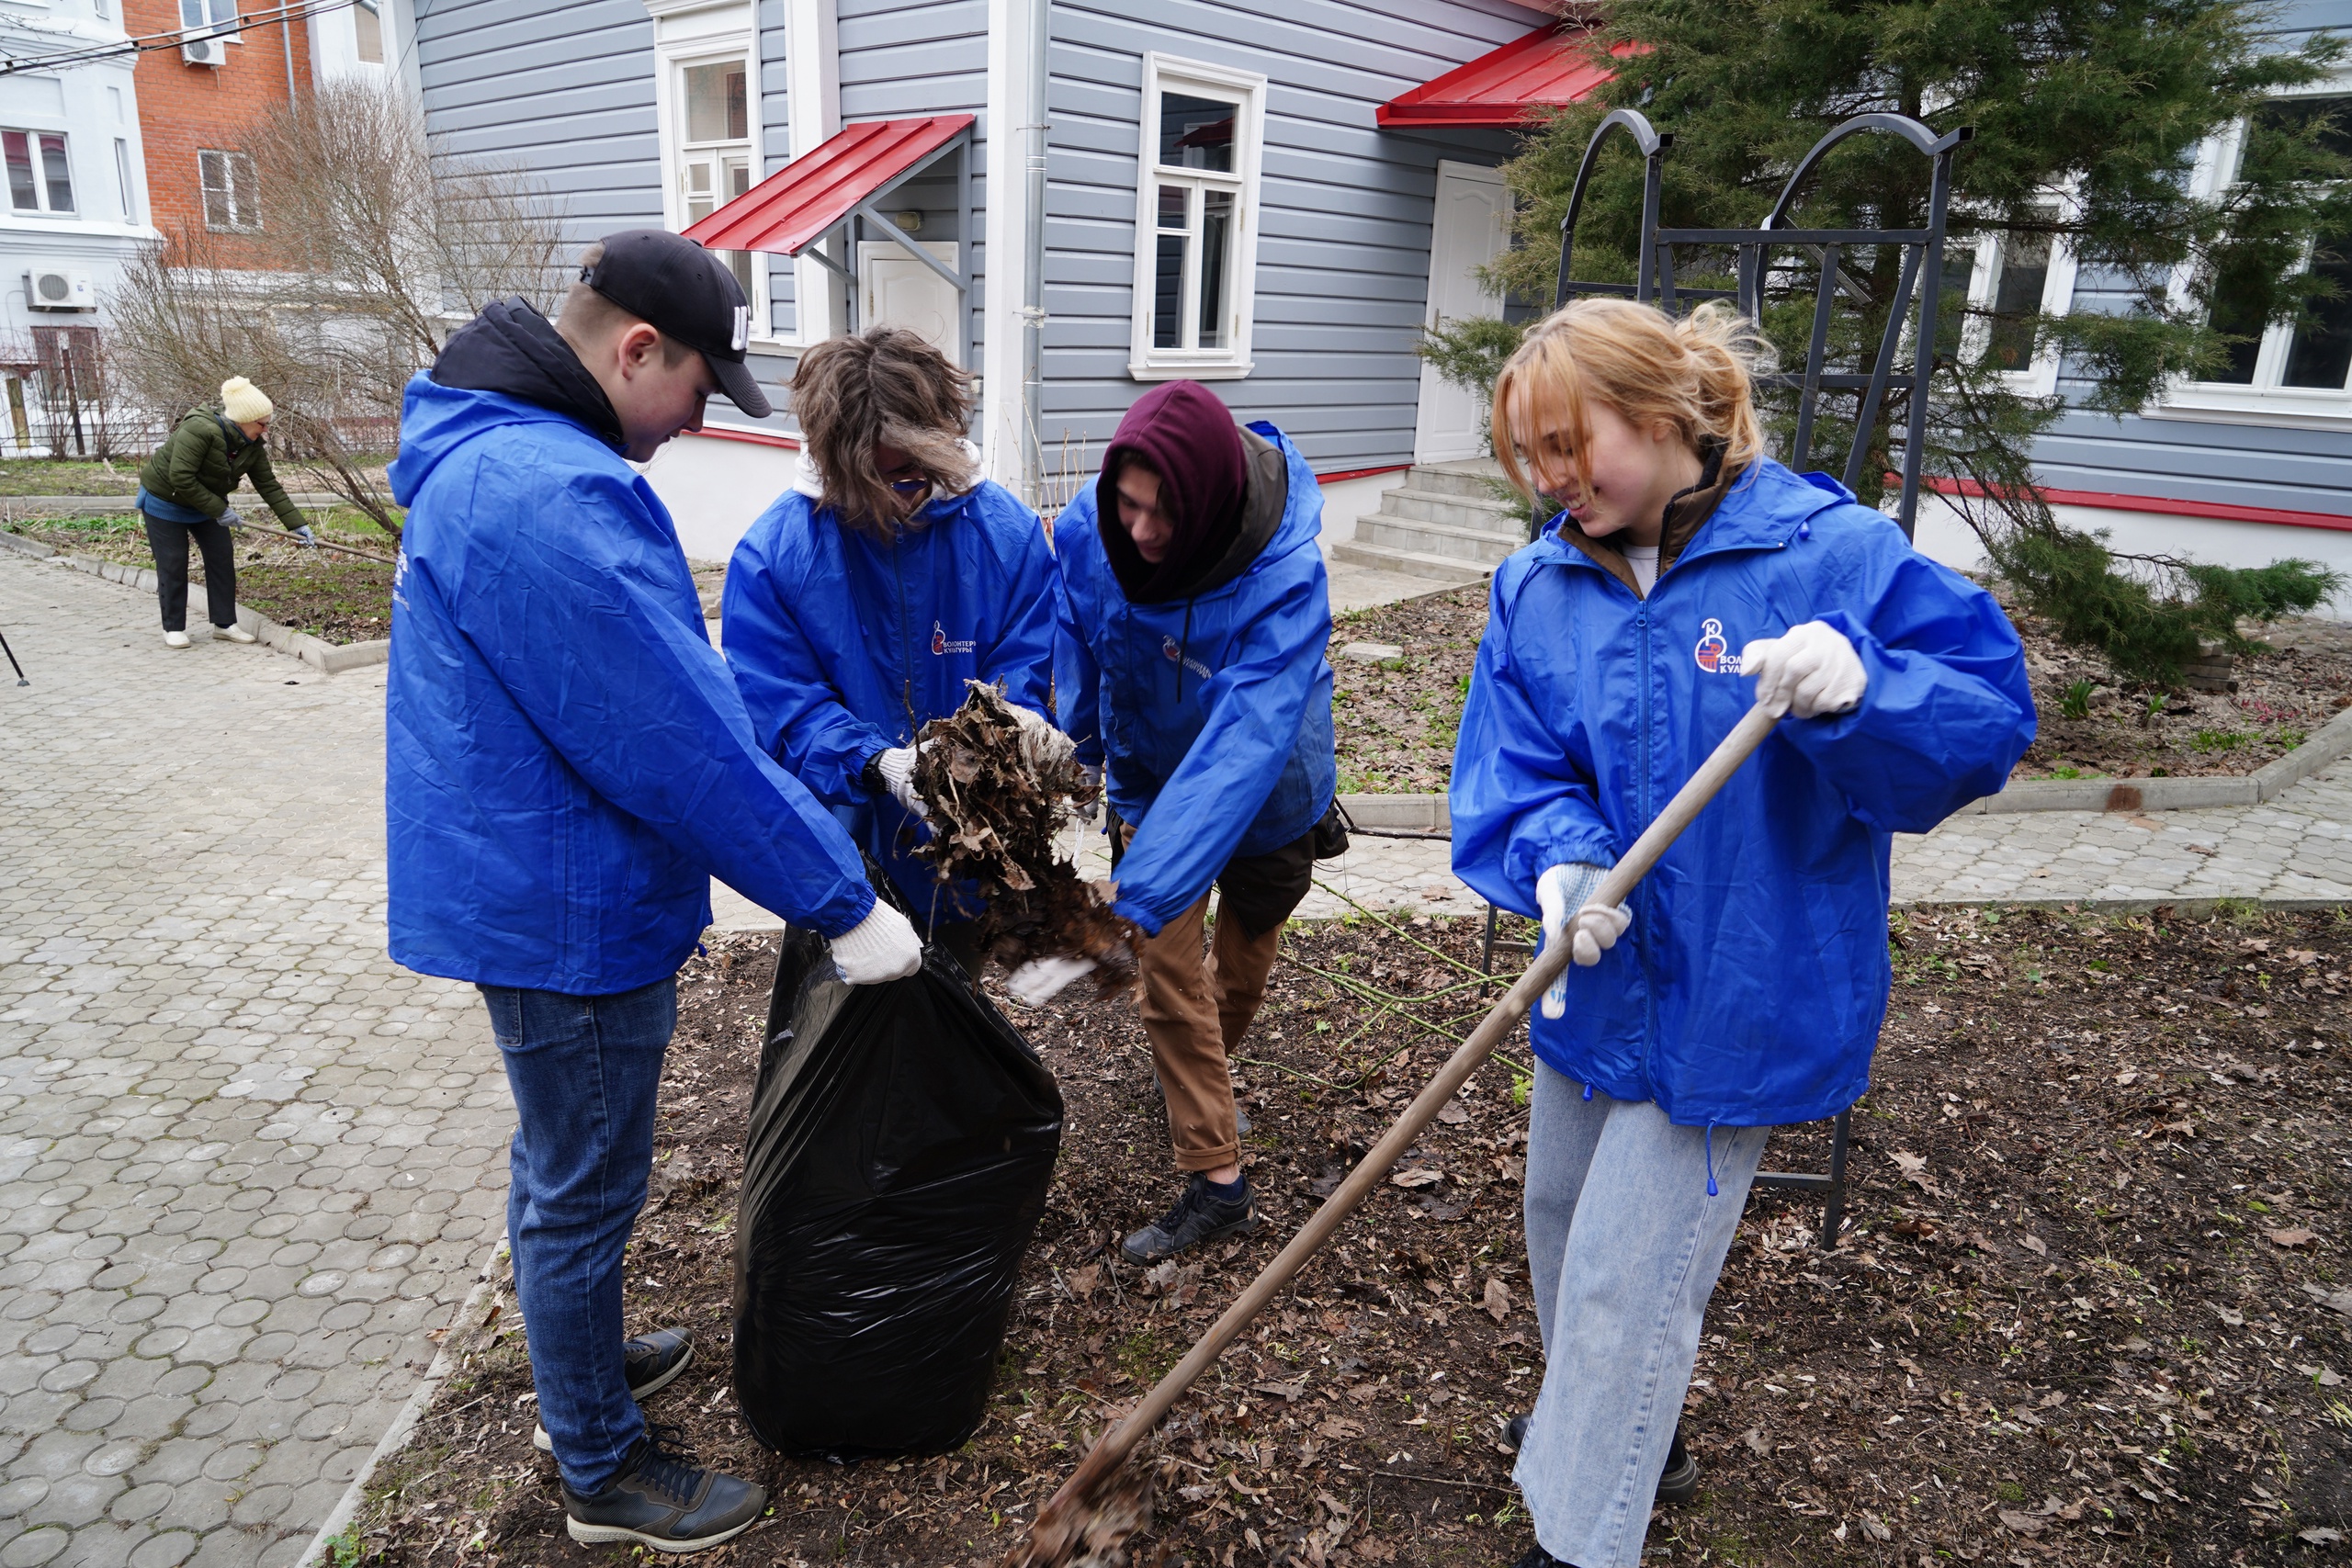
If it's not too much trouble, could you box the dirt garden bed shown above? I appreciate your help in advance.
[3,512,398,645]
[350,900,2351,1567]
[1329,586,2352,794]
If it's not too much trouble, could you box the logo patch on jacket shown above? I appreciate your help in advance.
[1693,618,1744,675]
[1160,635,1212,680]
[932,621,976,656]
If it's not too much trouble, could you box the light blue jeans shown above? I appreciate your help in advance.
[1514,1063,1770,1568]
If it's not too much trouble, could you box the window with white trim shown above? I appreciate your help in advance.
[1939,197,2079,397]
[198,150,258,231]
[4,131,74,215]
[675,55,754,300]
[354,0,383,63]
[2165,84,2352,420]
[1128,54,1265,380]
[179,0,240,43]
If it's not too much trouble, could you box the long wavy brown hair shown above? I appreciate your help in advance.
[789,327,977,537]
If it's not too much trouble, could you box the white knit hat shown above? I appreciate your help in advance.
[220,376,274,424]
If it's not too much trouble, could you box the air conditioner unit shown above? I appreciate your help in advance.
[26,267,95,312]
[182,33,224,65]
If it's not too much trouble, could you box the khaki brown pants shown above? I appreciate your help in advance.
[1117,818,1324,1173]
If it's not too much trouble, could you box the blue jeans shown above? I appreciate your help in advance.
[479,976,677,1494]
[1514,1064,1770,1568]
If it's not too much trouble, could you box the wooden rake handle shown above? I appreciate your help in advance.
[1036,699,1783,1517]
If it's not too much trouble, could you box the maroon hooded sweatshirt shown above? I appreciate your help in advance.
[1095,380,1252,605]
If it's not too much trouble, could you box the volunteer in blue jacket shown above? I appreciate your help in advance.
[1450,298,2035,1568]
[721,324,1060,975]
[1054,380,1343,1266]
[387,231,922,1555]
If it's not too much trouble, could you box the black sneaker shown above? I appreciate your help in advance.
[1508,1546,1573,1568]
[1120,1174,1260,1264]
[1655,1426,1698,1505]
[536,1326,695,1453]
[561,1427,764,1553]
[1498,1414,1695,1505]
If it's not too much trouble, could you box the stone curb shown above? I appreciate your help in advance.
[0,491,348,517]
[0,527,390,674]
[1338,705,2352,831]
[297,1237,505,1568]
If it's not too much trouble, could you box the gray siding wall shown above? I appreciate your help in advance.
[760,0,796,336]
[1042,0,1539,473]
[415,0,663,241]
[2030,0,2352,520]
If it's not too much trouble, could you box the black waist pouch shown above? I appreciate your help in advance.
[731,907,1064,1458]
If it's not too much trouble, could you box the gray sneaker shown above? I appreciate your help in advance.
[1121,1174,1260,1265]
[536,1325,694,1453]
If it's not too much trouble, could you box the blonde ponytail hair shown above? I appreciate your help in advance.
[1490,298,1769,513]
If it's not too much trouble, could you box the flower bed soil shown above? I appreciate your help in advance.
[1329,586,2352,793]
[5,515,397,645]
[353,903,2351,1567]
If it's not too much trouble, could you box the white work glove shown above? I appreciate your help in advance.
[1005,954,1097,1007]
[1739,620,1866,719]
[1535,863,1632,1019]
[292,524,318,547]
[218,508,244,529]
[829,898,922,986]
[1008,703,1077,772]
[873,744,927,818]
[1077,761,1104,825]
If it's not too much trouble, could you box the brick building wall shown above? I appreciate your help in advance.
[127,0,311,259]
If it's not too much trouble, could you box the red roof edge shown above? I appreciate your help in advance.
[683,114,974,257]
[1375,25,1614,130]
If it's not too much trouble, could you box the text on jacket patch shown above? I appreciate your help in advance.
[932,621,976,655]
[1161,635,1212,680]
[1693,617,1744,675]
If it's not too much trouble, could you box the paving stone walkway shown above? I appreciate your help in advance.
[0,553,509,1568]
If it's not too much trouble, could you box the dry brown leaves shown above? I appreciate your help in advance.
[910,682,1140,980]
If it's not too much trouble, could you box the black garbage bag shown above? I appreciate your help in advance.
[732,919,1064,1458]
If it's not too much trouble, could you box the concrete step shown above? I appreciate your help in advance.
[1409,458,1511,500]
[1328,538,1495,585]
[1374,484,1524,531]
[1355,512,1528,566]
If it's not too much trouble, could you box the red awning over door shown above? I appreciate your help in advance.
[1375,25,1615,129]
[682,114,974,255]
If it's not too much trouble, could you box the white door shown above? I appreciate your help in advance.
[859,239,959,351]
[1411,161,1511,465]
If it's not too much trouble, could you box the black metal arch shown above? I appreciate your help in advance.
[1549,110,1973,538]
[1552,108,1673,310]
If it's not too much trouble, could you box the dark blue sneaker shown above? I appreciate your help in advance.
[561,1427,763,1553]
[1121,1174,1260,1264]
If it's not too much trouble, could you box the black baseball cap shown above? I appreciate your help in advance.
[581,229,773,419]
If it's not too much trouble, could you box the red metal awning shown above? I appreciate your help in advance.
[1375,25,1615,129]
[682,114,974,255]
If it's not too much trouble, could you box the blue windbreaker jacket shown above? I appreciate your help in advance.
[1450,460,2035,1128]
[1054,422,1336,936]
[384,377,875,995]
[720,468,1057,911]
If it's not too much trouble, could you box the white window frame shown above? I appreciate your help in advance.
[180,0,242,44]
[648,2,769,340]
[2154,73,2352,431]
[3,130,77,217]
[197,148,259,232]
[1127,52,1266,382]
[1947,192,2079,398]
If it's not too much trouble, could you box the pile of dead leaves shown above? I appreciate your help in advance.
[911,682,1139,979]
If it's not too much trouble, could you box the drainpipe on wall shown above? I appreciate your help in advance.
[1018,0,1046,503]
[282,6,297,97]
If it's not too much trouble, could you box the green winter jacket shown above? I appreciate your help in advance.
[137,410,304,529]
